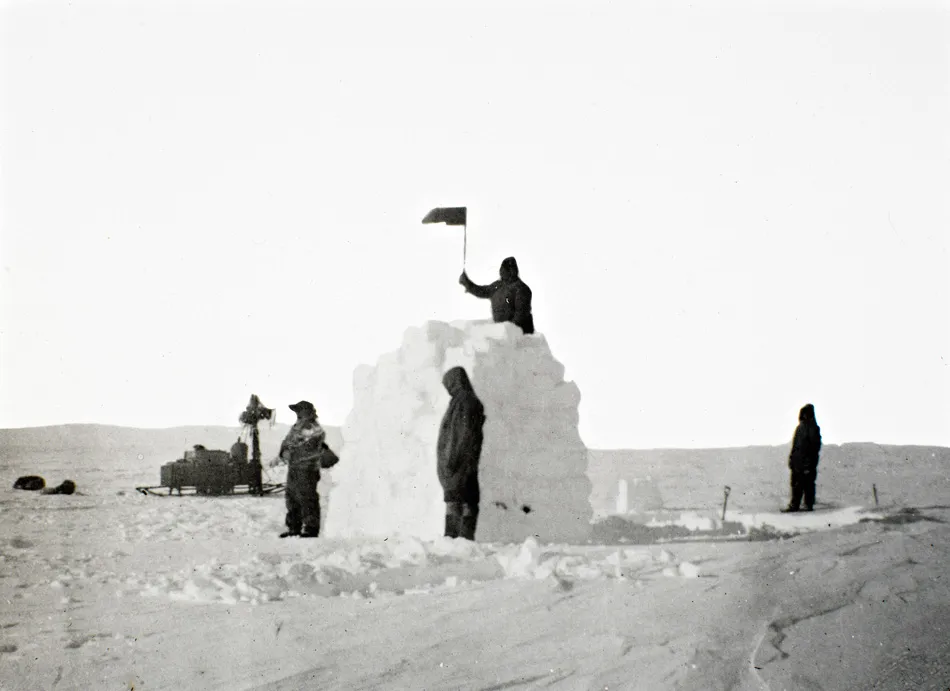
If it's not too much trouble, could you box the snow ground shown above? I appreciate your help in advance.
[1,453,949,689]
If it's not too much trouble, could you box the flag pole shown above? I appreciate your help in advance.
[420,206,468,272]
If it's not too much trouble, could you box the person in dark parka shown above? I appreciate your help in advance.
[459,256,535,335]
[784,403,822,512]
[437,367,486,540]
[277,400,335,537]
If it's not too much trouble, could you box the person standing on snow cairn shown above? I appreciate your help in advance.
[459,256,535,335]
[277,400,335,537]
[783,403,822,512]
[437,367,486,541]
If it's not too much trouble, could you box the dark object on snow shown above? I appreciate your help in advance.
[437,367,486,540]
[459,257,535,335]
[785,404,822,512]
[42,480,76,495]
[859,507,945,527]
[13,476,45,491]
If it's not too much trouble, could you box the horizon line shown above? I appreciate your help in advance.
[1,421,947,452]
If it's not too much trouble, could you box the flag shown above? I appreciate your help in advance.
[422,207,467,226]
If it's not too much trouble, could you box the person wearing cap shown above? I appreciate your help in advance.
[277,400,329,538]
[459,256,535,335]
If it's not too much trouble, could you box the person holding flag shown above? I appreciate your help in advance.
[459,256,535,335]
[422,206,536,335]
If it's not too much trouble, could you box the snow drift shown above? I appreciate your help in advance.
[323,320,592,543]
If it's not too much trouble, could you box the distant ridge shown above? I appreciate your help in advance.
[0,423,344,459]
[2,425,946,512]
[588,442,949,516]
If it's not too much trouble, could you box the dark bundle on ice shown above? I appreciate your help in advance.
[42,480,76,495]
[13,475,45,491]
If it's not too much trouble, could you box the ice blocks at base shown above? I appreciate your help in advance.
[323,320,592,544]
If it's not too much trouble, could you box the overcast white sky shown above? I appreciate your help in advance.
[1,0,948,449]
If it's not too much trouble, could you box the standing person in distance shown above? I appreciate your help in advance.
[277,400,333,537]
[437,367,486,540]
[459,256,535,335]
[783,403,822,512]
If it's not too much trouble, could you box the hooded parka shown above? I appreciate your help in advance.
[460,257,535,334]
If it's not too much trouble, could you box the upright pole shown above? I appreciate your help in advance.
[251,425,262,495]
[616,479,629,515]
[463,223,467,270]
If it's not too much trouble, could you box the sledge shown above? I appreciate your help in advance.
[135,447,284,497]
[135,482,284,497]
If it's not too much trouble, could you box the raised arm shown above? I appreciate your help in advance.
[460,272,497,299]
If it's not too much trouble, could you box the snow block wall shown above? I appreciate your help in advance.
[323,320,593,544]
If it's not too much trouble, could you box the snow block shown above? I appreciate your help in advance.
[324,320,593,544]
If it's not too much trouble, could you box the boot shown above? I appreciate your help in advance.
[460,515,477,541]
[279,531,300,538]
[459,507,478,541]
[444,513,460,539]
[300,517,321,538]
